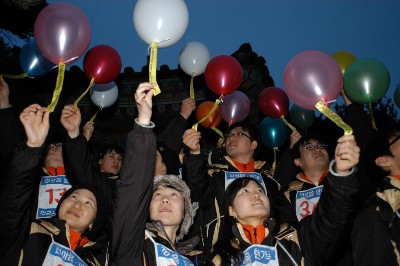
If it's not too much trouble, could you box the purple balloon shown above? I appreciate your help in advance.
[283,50,342,110]
[34,2,91,65]
[219,91,250,124]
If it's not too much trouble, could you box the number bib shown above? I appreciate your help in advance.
[225,172,267,193]
[37,175,72,218]
[241,244,279,266]
[145,230,194,266]
[42,241,87,266]
[295,185,324,221]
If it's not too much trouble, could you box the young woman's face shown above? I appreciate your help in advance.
[58,189,97,233]
[150,186,184,229]
[229,180,270,226]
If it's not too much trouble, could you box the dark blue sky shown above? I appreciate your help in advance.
[45,0,400,106]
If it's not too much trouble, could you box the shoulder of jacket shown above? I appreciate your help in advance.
[31,219,60,235]
[275,223,300,246]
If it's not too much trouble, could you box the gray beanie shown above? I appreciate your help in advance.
[153,174,197,241]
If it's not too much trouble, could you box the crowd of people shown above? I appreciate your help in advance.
[0,76,399,266]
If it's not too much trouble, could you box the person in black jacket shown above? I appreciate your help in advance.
[60,104,124,219]
[351,129,400,266]
[0,103,108,266]
[208,134,360,266]
[111,82,198,265]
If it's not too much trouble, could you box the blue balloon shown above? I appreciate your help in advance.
[258,117,289,149]
[19,38,55,77]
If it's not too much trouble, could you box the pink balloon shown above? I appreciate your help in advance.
[219,91,250,124]
[283,50,342,110]
[34,2,91,65]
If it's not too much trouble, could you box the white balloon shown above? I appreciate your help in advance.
[179,41,211,76]
[133,0,189,48]
[90,82,119,108]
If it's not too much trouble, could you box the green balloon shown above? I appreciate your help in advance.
[343,58,390,104]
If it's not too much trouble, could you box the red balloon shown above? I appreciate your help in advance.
[34,2,91,65]
[196,101,222,128]
[259,87,289,118]
[83,45,122,84]
[204,55,243,96]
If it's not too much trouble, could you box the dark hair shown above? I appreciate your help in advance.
[97,144,124,161]
[157,142,181,175]
[209,177,266,265]
[290,134,330,160]
[56,184,107,241]
[365,129,400,178]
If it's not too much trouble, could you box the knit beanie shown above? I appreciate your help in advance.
[56,184,107,241]
[153,175,197,241]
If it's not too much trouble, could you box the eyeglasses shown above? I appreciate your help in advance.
[225,131,253,141]
[389,135,400,146]
[300,143,327,153]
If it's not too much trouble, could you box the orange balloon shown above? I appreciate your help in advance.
[196,101,222,128]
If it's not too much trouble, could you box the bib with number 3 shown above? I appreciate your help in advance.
[295,185,324,221]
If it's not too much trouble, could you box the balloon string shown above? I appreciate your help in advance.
[74,77,95,109]
[190,72,196,99]
[47,61,66,112]
[89,107,102,123]
[368,101,378,131]
[192,97,222,131]
[315,101,353,135]
[1,73,28,79]
[211,126,224,138]
[149,42,161,96]
[272,147,278,170]
[280,115,296,132]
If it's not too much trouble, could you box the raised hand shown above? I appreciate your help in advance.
[183,128,201,155]
[0,76,10,108]
[19,104,50,147]
[289,130,302,149]
[180,98,196,120]
[334,134,360,174]
[60,105,81,138]
[134,83,154,125]
[83,121,95,142]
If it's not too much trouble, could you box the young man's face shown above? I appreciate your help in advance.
[294,139,329,171]
[99,149,123,175]
[224,127,257,160]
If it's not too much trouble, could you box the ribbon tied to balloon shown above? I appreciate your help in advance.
[88,81,119,122]
[192,55,243,137]
[259,87,296,132]
[34,2,91,112]
[179,41,211,99]
[284,50,353,135]
[258,117,289,170]
[133,0,189,96]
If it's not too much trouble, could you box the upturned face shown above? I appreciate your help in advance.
[295,139,329,171]
[150,185,185,229]
[58,189,97,234]
[224,127,257,159]
[229,180,270,227]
